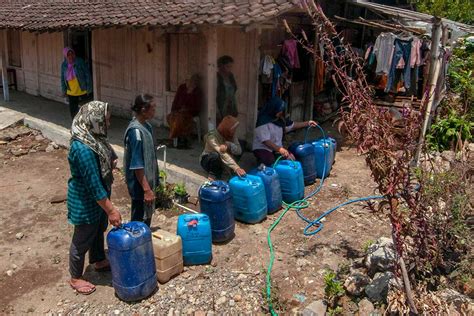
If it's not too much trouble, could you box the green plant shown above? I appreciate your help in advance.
[328,306,343,316]
[324,270,345,300]
[362,239,375,253]
[411,0,474,24]
[173,182,187,196]
[426,110,473,152]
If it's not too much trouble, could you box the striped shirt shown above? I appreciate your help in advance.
[67,140,109,225]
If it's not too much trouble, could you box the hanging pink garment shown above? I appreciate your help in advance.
[282,39,300,69]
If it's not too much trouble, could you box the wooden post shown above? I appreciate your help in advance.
[35,33,40,95]
[415,17,442,164]
[1,30,10,101]
[305,31,317,121]
[91,30,101,100]
[247,27,261,144]
[204,27,217,132]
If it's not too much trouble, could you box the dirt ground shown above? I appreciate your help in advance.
[0,124,390,315]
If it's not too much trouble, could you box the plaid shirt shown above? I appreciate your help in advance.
[67,140,108,225]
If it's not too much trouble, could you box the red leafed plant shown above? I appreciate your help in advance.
[283,0,472,313]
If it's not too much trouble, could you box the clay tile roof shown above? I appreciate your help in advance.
[0,0,301,31]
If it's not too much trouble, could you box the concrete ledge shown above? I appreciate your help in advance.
[24,117,71,148]
[23,116,206,195]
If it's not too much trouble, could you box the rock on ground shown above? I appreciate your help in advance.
[344,271,371,296]
[302,300,327,316]
[358,298,375,316]
[365,271,394,303]
[365,237,395,275]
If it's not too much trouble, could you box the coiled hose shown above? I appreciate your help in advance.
[265,125,385,315]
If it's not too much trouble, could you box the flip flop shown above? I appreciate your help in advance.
[70,281,96,295]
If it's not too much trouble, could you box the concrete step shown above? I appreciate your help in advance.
[18,113,207,196]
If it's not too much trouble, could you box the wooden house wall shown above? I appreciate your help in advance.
[93,28,207,126]
[3,27,261,141]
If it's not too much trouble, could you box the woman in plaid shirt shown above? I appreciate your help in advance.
[67,101,122,295]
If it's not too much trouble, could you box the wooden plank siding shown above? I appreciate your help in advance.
[37,32,63,102]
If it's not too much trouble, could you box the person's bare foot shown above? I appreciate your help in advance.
[94,259,110,272]
[69,278,96,295]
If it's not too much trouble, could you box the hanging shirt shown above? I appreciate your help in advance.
[410,37,422,68]
[281,39,300,69]
[261,55,275,77]
[373,33,397,75]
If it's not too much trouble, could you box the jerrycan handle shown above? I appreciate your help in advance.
[122,224,142,236]
[304,124,327,143]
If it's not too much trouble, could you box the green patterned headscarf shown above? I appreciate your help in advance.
[71,101,115,191]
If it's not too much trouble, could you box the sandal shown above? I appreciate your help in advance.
[69,280,96,295]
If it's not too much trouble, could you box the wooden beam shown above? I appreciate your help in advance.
[91,29,101,100]
[1,30,10,101]
[204,27,217,132]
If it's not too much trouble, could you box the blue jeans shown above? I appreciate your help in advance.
[386,39,412,93]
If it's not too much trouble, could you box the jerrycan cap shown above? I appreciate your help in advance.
[187,219,198,227]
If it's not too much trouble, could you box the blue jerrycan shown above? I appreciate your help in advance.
[229,174,267,224]
[199,181,235,243]
[249,165,282,214]
[288,140,317,185]
[176,214,212,265]
[306,126,337,178]
[107,222,157,301]
[274,159,304,203]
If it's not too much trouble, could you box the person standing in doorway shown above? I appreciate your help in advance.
[61,47,92,119]
[67,101,121,295]
[216,55,238,124]
[124,94,159,227]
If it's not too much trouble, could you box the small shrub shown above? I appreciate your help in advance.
[327,306,343,316]
[173,183,187,196]
[426,110,473,152]
[362,240,375,253]
[324,269,345,300]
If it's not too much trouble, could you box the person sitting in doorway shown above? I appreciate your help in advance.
[61,47,92,119]
[200,115,246,180]
[167,74,203,149]
[252,96,317,166]
[124,94,159,227]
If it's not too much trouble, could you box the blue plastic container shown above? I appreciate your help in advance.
[229,175,267,224]
[274,160,305,203]
[107,222,157,301]
[249,165,282,214]
[288,142,317,185]
[199,181,235,242]
[311,137,337,178]
[177,214,212,265]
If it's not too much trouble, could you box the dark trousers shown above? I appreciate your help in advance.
[131,199,152,227]
[200,152,224,179]
[253,149,277,167]
[69,212,108,279]
[386,39,412,93]
[68,94,89,119]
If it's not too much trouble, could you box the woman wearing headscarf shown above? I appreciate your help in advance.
[167,74,203,148]
[252,96,317,166]
[200,115,246,180]
[61,47,92,119]
[124,94,159,227]
[67,101,121,295]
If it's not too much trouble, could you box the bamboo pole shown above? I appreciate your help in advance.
[415,17,442,164]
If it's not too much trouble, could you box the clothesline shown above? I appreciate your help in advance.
[333,15,425,35]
